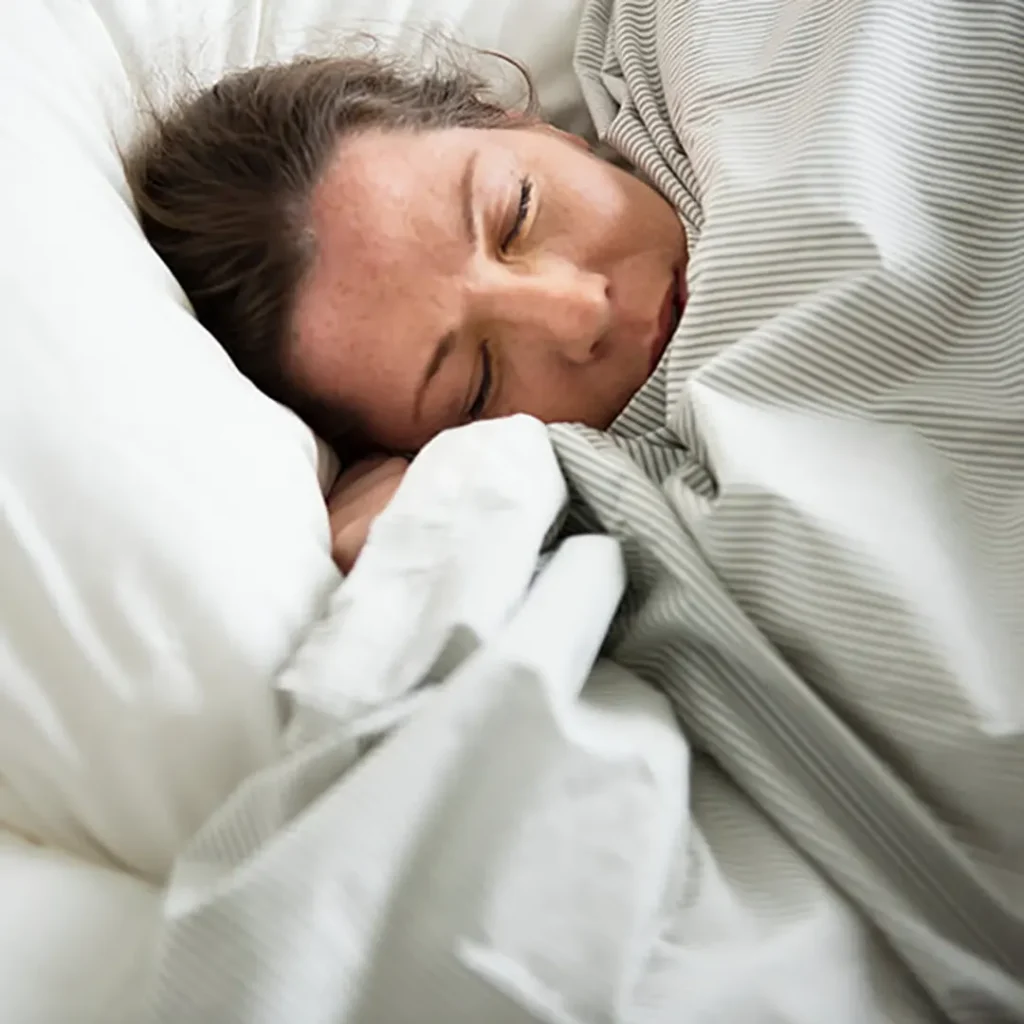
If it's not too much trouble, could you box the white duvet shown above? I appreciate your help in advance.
[1,412,926,1024]
[145,418,934,1024]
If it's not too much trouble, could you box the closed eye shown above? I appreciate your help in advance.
[467,344,492,421]
[501,177,533,252]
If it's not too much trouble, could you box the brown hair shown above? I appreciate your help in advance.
[125,46,536,459]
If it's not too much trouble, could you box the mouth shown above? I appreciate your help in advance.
[648,267,686,375]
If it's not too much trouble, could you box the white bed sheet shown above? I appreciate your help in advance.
[0,415,937,1023]
[0,831,159,1024]
[143,417,935,1023]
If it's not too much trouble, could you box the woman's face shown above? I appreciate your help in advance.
[290,123,687,453]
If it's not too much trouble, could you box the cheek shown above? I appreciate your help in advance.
[561,166,670,262]
[622,176,679,240]
[583,175,637,241]
[505,354,641,427]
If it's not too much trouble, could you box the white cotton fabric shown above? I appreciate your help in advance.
[0,0,588,882]
[0,0,588,1019]
[146,418,697,1024]
[0,0,331,882]
[145,425,936,1024]
[0,830,160,1024]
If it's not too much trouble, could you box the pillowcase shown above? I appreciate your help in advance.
[0,0,585,880]
[93,0,589,134]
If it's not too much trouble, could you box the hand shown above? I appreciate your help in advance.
[327,455,408,573]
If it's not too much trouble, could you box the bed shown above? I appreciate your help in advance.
[2,1,1022,1022]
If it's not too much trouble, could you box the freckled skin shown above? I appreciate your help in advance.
[290,123,687,454]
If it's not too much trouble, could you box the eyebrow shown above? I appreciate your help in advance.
[413,150,481,421]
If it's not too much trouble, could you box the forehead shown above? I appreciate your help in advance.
[306,129,469,301]
[286,128,475,445]
[291,132,465,360]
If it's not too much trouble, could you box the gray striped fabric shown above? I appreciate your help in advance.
[553,0,1024,1019]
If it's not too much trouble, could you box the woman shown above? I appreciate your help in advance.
[128,49,688,570]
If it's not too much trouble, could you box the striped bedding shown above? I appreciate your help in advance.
[145,1,1023,1021]
[555,0,1024,1019]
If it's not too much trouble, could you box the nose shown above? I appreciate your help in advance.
[471,254,610,364]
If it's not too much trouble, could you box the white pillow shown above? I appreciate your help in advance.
[94,0,589,134]
[0,0,585,880]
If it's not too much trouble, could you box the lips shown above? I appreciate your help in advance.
[648,267,686,374]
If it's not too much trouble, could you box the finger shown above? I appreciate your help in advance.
[331,516,372,574]
[328,469,407,537]
[330,454,393,496]
[328,456,408,510]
